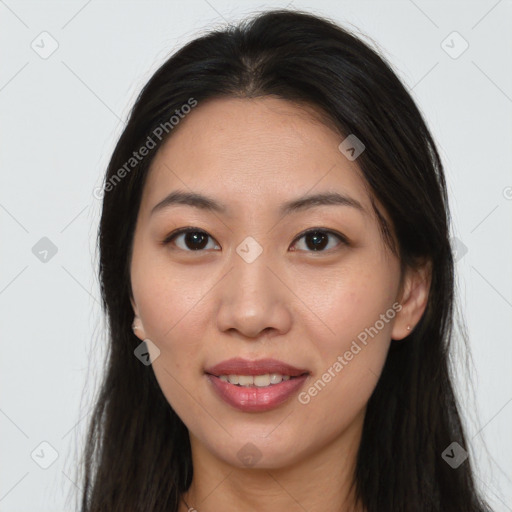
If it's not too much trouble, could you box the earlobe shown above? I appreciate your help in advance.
[130,297,147,340]
[131,316,147,340]
[391,263,431,340]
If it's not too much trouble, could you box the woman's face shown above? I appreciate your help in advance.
[130,96,414,469]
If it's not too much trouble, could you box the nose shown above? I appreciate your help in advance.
[216,250,292,341]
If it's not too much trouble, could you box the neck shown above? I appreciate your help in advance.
[180,410,365,512]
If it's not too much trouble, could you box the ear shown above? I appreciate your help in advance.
[391,261,431,340]
[130,296,148,341]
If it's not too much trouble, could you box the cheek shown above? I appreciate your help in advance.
[131,251,217,411]
[132,248,214,344]
[293,258,398,418]
[134,266,211,420]
[131,253,245,418]
[135,285,211,389]
[298,257,399,358]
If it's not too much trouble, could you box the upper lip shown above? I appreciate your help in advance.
[205,358,309,377]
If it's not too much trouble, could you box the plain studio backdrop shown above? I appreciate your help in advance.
[1,0,511,510]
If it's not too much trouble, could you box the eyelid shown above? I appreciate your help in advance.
[291,227,349,247]
[162,226,213,245]
[162,226,221,250]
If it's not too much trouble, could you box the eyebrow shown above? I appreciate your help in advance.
[150,190,365,217]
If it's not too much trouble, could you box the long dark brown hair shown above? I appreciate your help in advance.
[78,9,492,512]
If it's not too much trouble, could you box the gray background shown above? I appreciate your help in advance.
[1,0,511,510]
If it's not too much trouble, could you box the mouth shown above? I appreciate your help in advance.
[214,373,305,387]
[204,358,310,412]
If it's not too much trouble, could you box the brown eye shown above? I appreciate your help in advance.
[290,229,347,252]
[164,228,220,251]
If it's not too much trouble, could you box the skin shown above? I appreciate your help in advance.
[130,96,430,512]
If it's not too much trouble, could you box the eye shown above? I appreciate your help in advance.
[163,227,220,251]
[162,227,348,253]
[290,228,347,252]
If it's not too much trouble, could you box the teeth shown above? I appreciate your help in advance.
[269,373,282,384]
[254,374,270,387]
[237,375,254,386]
[218,373,294,387]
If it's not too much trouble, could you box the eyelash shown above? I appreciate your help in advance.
[162,226,349,253]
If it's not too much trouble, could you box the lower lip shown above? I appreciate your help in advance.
[206,374,308,412]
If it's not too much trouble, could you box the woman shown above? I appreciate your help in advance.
[80,9,492,512]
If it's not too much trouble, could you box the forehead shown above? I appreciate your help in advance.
[140,96,372,217]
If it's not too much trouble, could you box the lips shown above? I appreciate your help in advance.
[205,357,309,377]
[204,358,310,412]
